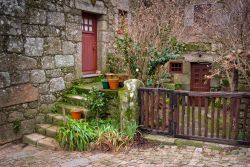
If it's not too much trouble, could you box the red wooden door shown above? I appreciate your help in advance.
[82,13,97,75]
[191,63,211,105]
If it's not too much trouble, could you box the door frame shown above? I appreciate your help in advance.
[82,12,98,75]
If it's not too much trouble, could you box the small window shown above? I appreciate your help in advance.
[170,62,183,73]
[117,10,128,34]
[83,17,94,32]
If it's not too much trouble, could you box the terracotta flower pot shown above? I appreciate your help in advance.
[117,74,129,82]
[108,79,119,90]
[105,73,115,80]
[71,110,82,120]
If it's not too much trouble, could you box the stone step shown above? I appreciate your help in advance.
[46,113,66,126]
[36,124,60,138]
[73,82,118,98]
[23,133,60,150]
[63,94,86,105]
[57,102,88,115]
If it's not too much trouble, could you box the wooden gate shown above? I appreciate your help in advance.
[138,88,174,134]
[138,88,250,146]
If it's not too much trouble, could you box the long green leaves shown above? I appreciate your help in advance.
[57,118,138,152]
[57,117,96,151]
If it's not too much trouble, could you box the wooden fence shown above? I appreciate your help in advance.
[138,88,250,146]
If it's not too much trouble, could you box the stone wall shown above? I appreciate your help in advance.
[0,0,131,144]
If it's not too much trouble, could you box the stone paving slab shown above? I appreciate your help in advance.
[22,133,46,145]
[37,137,60,150]
[0,143,250,167]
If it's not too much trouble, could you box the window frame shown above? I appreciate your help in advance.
[169,62,183,74]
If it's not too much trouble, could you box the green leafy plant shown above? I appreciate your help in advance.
[51,103,59,113]
[13,120,21,133]
[123,121,138,140]
[94,120,137,152]
[57,117,96,151]
[71,87,78,95]
[84,88,107,120]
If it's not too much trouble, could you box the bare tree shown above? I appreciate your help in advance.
[208,0,250,91]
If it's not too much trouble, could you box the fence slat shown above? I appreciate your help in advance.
[181,95,185,135]
[243,101,248,137]
[222,98,227,139]
[234,98,241,140]
[187,96,190,135]
[139,90,144,126]
[229,98,234,139]
[144,90,149,128]
[138,88,250,146]
[192,97,195,136]
[162,91,167,131]
[204,97,208,137]
[155,90,160,130]
[176,95,179,135]
[150,90,154,129]
[210,97,215,138]
[169,93,174,135]
[216,98,221,138]
[198,97,202,136]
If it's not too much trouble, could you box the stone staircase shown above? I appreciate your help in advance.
[22,78,119,150]
[23,113,64,150]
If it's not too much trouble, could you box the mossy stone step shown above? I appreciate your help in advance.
[46,113,66,126]
[73,82,119,98]
[57,102,88,115]
[63,94,86,105]
[23,133,60,150]
[36,124,60,138]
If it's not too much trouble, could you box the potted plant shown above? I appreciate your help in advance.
[101,79,109,89]
[105,73,115,80]
[108,78,119,90]
[71,109,82,120]
[117,73,129,88]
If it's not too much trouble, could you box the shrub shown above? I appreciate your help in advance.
[93,120,138,151]
[57,117,96,151]
[84,88,107,120]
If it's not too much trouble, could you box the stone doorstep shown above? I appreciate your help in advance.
[69,95,85,100]
[46,113,65,125]
[23,133,46,145]
[53,114,66,125]
[36,124,51,135]
[64,94,86,104]
[37,137,60,151]
[58,103,88,115]
[36,124,60,138]
[46,125,60,138]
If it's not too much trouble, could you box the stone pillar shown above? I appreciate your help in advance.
[118,79,144,130]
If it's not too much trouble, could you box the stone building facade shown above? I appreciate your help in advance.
[0,0,131,144]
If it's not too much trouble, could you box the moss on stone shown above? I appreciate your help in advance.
[184,42,211,52]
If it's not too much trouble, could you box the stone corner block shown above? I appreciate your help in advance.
[0,72,11,88]
[24,38,44,57]
[47,12,65,27]
[55,55,74,67]
[0,84,39,108]
[30,70,46,84]
[49,77,65,92]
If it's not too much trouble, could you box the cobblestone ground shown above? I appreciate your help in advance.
[0,143,250,167]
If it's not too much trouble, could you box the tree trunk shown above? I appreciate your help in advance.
[232,68,239,92]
